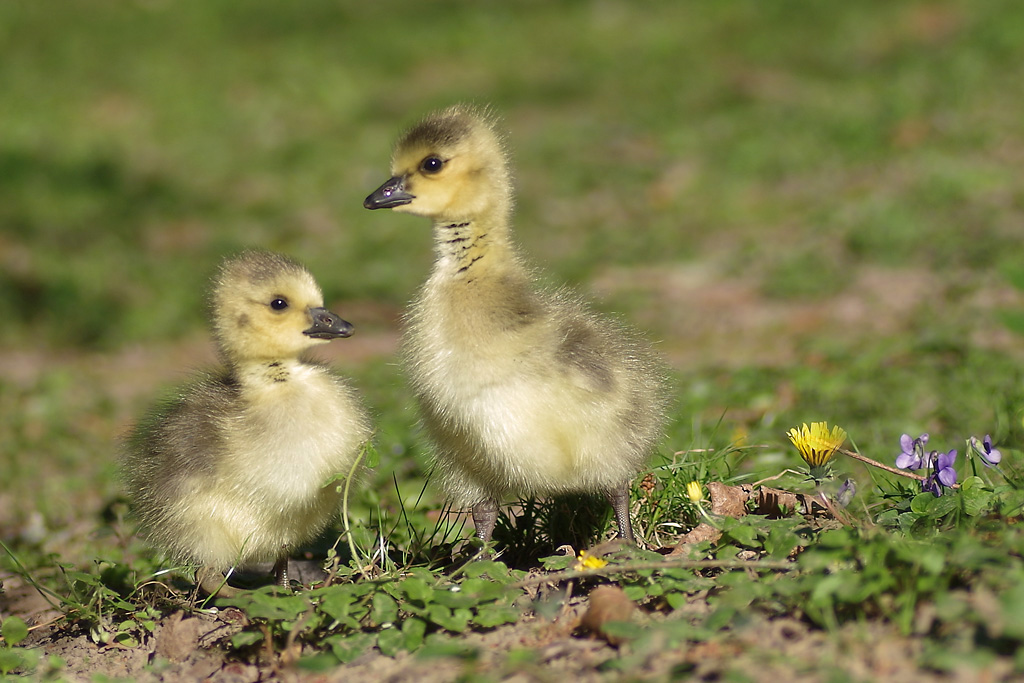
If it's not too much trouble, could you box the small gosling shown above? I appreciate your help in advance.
[122,250,372,594]
[364,105,669,545]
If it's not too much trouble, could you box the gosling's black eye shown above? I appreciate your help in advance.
[420,156,444,174]
[270,298,288,311]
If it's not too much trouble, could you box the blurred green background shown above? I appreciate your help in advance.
[2,0,1023,562]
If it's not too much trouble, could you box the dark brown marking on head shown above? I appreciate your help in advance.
[217,250,309,291]
[400,113,474,152]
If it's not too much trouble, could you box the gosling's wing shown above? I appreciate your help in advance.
[545,285,640,396]
[549,291,672,418]
[123,370,240,499]
[553,312,621,395]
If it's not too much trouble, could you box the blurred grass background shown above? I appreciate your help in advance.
[1,0,1023,565]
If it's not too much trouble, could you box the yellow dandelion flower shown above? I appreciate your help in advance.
[685,481,704,504]
[575,550,608,571]
[787,421,847,469]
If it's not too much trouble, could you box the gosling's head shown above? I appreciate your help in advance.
[211,250,353,363]
[364,104,512,222]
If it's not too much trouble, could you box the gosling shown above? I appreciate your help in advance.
[364,105,668,546]
[122,250,372,595]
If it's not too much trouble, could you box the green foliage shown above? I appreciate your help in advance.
[0,615,36,676]
[53,561,161,649]
[1,616,28,646]
[491,494,616,566]
[875,467,1024,534]
[212,560,525,664]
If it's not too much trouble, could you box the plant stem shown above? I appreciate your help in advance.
[342,443,373,581]
[840,448,924,481]
[511,558,794,589]
[751,469,807,487]
[0,538,63,611]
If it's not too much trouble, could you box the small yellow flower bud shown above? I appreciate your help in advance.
[685,481,704,504]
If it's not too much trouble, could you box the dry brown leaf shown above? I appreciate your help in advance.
[669,523,722,556]
[708,482,747,517]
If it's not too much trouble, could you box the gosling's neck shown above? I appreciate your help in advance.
[231,357,306,388]
[431,206,519,283]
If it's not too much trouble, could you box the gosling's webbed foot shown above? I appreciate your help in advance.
[196,566,240,598]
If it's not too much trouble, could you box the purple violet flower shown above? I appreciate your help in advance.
[921,472,942,497]
[968,435,1002,467]
[982,436,1002,466]
[896,433,929,470]
[919,448,957,497]
[896,434,960,497]
[836,478,857,509]
[936,449,957,488]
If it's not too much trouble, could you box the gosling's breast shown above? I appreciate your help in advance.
[222,364,367,502]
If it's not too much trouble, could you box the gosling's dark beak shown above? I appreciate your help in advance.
[364,175,414,209]
[304,308,354,339]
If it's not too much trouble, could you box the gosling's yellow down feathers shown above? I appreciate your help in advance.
[365,105,669,544]
[122,250,371,590]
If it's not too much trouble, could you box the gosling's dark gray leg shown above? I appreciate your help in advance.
[472,498,499,545]
[273,556,290,589]
[606,484,636,544]
[196,566,239,598]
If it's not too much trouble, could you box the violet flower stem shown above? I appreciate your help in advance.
[840,448,960,489]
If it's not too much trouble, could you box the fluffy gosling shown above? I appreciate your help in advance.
[122,250,372,595]
[364,105,669,545]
